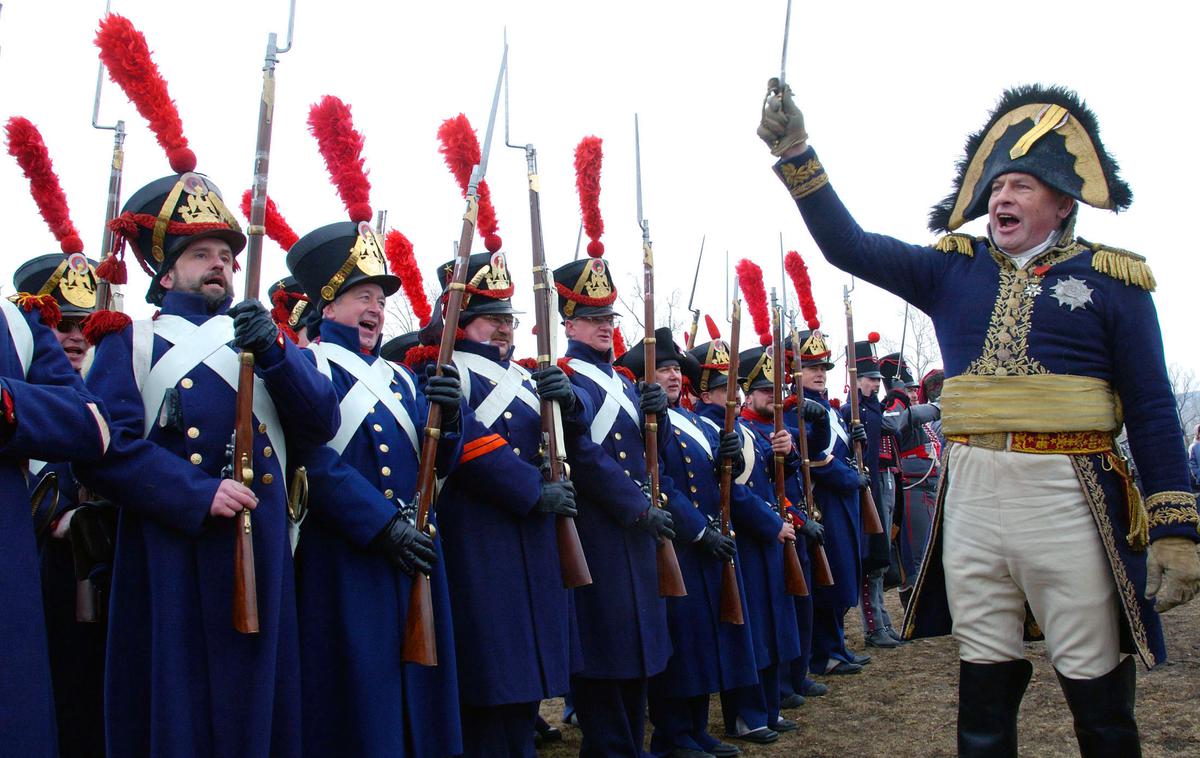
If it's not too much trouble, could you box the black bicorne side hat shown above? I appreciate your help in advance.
[614,327,697,382]
[381,331,421,364]
[13,253,100,319]
[929,84,1132,233]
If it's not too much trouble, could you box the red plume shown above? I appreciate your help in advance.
[5,117,83,254]
[784,250,821,329]
[868,331,880,343]
[736,258,771,347]
[437,114,501,252]
[704,314,722,341]
[308,96,372,223]
[385,230,432,327]
[240,190,299,251]
[574,136,605,257]
[95,15,195,173]
[612,327,628,358]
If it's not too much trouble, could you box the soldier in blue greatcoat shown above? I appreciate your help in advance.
[617,328,758,758]
[78,170,339,758]
[287,217,466,758]
[761,80,1200,756]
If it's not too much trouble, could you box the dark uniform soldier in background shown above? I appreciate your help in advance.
[762,80,1200,756]
[619,327,758,758]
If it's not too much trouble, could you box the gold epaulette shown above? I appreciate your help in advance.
[1080,238,1156,291]
[933,233,977,256]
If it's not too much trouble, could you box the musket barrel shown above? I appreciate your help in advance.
[718,294,745,625]
[844,291,884,535]
[773,296,808,597]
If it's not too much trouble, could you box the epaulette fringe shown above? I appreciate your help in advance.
[1081,239,1156,291]
[934,233,976,256]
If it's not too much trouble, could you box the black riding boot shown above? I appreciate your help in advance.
[1055,656,1141,758]
[957,659,1032,758]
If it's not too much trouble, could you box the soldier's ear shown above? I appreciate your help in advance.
[1056,194,1076,221]
[159,269,175,291]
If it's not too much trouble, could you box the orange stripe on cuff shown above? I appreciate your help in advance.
[463,433,504,453]
[460,437,508,464]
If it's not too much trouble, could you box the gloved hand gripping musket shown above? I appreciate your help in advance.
[772,290,808,596]
[230,1,296,635]
[504,48,591,589]
[718,284,745,624]
[844,283,885,535]
[404,45,509,665]
[635,115,687,598]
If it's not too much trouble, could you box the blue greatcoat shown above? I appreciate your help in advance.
[652,404,758,699]
[563,340,672,680]
[294,319,463,758]
[78,291,338,758]
[436,339,577,706]
[775,148,1193,665]
[0,300,109,758]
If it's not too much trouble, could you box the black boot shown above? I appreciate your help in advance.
[957,659,1032,758]
[1055,656,1141,758]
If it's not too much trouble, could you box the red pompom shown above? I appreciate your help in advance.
[5,117,83,254]
[437,115,501,246]
[484,233,502,253]
[82,309,132,345]
[705,314,721,340]
[95,253,127,285]
[556,357,575,377]
[614,365,636,383]
[403,344,440,370]
[784,250,821,331]
[514,357,539,371]
[807,318,820,329]
[829,397,842,410]
[95,15,193,171]
[240,190,300,251]
[308,95,372,223]
[15,293,61,329]
[612,327,628,359]
[575,136,604,257]
[385,229,432,327]
[735,258,770,343]
[868,331,880,343]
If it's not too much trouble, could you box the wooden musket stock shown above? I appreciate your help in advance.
[717,297,744,625]
[789,324,834,587]
[844,294,885,536]
[771,299,808,597]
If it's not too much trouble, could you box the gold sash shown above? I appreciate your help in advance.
[941,374,1119,435]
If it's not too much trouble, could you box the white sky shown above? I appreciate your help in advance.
[1,0,1197,389]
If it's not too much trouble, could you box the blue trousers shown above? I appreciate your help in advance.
[810,605,853,673]
[460,702,538,758]
[648,692,711,756]
[719,664,778,733]
[572,676,648,757]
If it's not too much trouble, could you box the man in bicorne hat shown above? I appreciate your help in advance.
[761,81,1199,756]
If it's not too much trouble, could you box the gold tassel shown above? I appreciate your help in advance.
[934,233,975,256]
[1107,450,1149,550]
[1089,244,1157,291]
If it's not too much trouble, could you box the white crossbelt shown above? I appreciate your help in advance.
[568,358,640,444]
[453,350,539,428]
[668,408,713,459]
[0,298,34,378]
[138,315,287,481]
[308,341,419,456]
[825,405,848,458]
[736,424,756,486]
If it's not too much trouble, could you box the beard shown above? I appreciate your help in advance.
[174,270,233,310]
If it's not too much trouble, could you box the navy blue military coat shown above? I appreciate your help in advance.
[652,404,758,699]
[78,291,339,757]
[431,339,577,706]
[0,299,109,758]
[775,148,1191,664]
[563,340,672,680]
[294,318,463,758]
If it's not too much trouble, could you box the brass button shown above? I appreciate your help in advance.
[619,451,627,459]
[187,427,200,439]
[381,466,392,476]
[1015,269,1029,280]
[379,444,389,453]
[513,448,521,456]
[504,411,513,420]
[373,424,383,432]
[261,473,274,485]
[624,470,631,476]
[685,456,692,464]
[690,485,698,493]
[674,429,681,435]
[680,441,688,448]
[1001,316,1016,327]
[1007,297,1020,309]
[688,471,695,479]
[384,489,394,499]
[997,332,1012,343]
[996,348,1012,362]
[749,481,755,488]
[614,433,623,441]
[189,453,202,465]
[995,367,1009,377]
[263,446,273,458]
[693,501,700,508]
[394,392,403,400]
[258,423,267,433]
[180,378,194,389]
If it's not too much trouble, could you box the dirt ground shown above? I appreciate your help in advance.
[537,590,1200,757]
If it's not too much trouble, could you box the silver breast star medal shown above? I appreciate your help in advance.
[1050,276,1094,311]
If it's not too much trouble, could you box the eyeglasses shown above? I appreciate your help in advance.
[55,318,84,335]
[482,314,519,329]
[574,314,619,327]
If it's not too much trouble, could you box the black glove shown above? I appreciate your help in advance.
[801,398,827,423]
[799,517,825,544]
[635,506,676,541]
[717,431,740,460]
[850,422,868,446]
[536,480,578,518]
[532,366,576,412]
[639,382,668,416]
[370,512,436,576]
[697,525,737,561]
[857,470,871,489]
[424,364,462,426]
[228,300,280,357]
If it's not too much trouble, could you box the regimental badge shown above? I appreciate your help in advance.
[484,252,511,292]
[1050,276,1093,311]
[59,253,97,309]
[577,258,612,299]
[800,330,830,362]
[353,221,387,276]
[760,351,775,385]
[177,174,225,225]
[708,340,731,369]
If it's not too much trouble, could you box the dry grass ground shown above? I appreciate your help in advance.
[538,590,1200,757]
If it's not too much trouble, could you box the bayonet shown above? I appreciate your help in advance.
[92,0,126,312]
[573,223,583,261]
[685,235,705,347]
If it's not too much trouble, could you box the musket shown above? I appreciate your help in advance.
[404,44,509,666]
[231,0,296,634]
[504,40,591,589]
[91,0,125,312]
[684,235,705,348]
[635,114,686,598]
[717,279,744,624]
[789,320,835,586]
[843,282,885,535]
[772,290,808,596]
